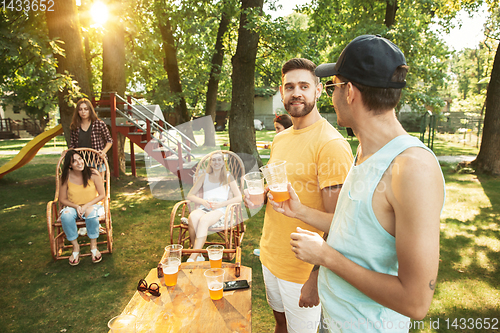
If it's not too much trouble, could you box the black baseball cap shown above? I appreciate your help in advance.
[315,34,407,88]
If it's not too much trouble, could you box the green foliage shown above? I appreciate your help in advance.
[305,0,452,114]
[254,86,276,97]
[0,10,80,121]
[444,4,498,115]
[450,46,492,102]
[121,0,236,115]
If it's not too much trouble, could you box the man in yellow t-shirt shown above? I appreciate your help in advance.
[253,58,353,333]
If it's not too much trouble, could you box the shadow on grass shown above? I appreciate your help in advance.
[421,174,500,332]
[439,216,499,285]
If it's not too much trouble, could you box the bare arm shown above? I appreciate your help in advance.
[59,171,106,216]
[97,141,112,160]
[101,142,112,155]
[291,150,444,319]
[269,183,334,233]
[59,181,77,209]
[186,174,210,208]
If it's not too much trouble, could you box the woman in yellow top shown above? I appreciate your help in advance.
[59,150,105,266]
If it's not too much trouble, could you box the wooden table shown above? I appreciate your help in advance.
[114,262,252,332]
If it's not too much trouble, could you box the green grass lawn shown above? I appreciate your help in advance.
[0,130,494,332]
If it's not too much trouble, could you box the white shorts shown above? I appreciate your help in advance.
[262,264,321,333]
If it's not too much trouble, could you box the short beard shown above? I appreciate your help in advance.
[284,98,315,118]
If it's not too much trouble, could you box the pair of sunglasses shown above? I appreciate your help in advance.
[137,279,161,297]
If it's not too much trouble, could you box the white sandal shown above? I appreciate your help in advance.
[69,252,80,266]
[91,248,102,264]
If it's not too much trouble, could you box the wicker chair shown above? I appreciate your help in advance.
[46,148,113,260]
[169,150,245,261]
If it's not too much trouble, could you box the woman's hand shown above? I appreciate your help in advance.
[210,201,225,210]
[202,200,212,210]
[98,150,107,159]
[76,205,84,218]
[243,187,267,209]
[80,203,91,218]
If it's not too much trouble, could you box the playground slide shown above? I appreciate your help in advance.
[0,124,63,180]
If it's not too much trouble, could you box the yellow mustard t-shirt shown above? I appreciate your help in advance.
[67,179,98,205]
[260,118,354,284]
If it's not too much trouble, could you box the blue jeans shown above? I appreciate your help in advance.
[60,205,103,241]
[89,162,106,173]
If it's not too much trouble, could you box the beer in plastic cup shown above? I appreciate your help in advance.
[260,161,290,202]
[249,189,265,205]
[207,245,224,268]
[163,257,181,286]
[204,268,225,300]
[108,314,137,332]
[268,184,290,202]
[244,172,265,205]
[208,282,224,300]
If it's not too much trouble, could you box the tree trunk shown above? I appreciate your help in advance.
[385,0,398,28]
[204,6,231,146]
[83,31,94,101]
[45,0,91,145]
[101,0,127,175]
[471,42,500,175]
[229,0,264,168]
[158,11,195,142]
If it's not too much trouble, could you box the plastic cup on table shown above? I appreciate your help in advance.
[260,161,290,202]
[164,244,183,262]
[204,268,225,300]
[244,172,265,206]
[207,245,224,268]
[163,257,181,287]
[160,244,183,283]
[108,314,137,332]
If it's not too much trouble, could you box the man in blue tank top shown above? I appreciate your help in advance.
[269,35,445,332]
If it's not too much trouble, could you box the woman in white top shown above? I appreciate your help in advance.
[186,152,241,262]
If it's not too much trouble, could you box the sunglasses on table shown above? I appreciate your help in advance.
[137,279,161,297]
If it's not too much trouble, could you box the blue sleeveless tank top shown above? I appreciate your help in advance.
[318,135,445,332]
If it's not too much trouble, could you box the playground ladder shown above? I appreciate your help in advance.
[94,93,199,183]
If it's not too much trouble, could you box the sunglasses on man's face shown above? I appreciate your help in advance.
[324,80,348,97]
[137,279,161,297]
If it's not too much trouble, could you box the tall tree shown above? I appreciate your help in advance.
[229,0,264,166]
[470,4,500,175]
[473,42,500,174]
[101,0,127,175]
[46,0,91,144]
[204,1,233,146]
[156,0,194,141]
[385,0,398,27]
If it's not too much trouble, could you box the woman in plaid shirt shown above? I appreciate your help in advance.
[68,98,113,165]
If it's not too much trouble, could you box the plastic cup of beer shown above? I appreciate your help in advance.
[207,245,224,268]
[164,244,183,262]
[260,161,290,202]
[108,314,137,332]
[244,172,265,205]
[204,268,225,300]
[163,257,181,287]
